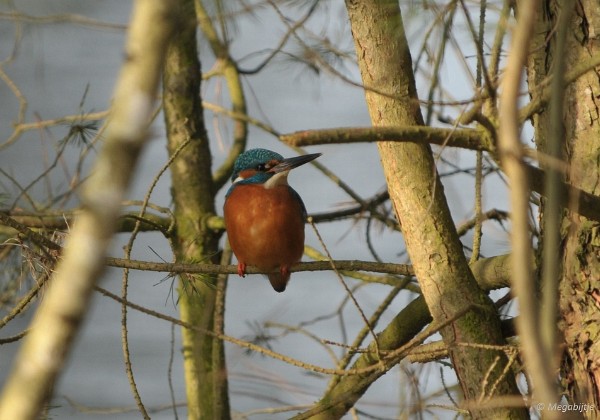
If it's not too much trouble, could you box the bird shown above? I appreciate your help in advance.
[223,148,321,292]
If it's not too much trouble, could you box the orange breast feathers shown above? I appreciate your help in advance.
[224,183,306,273]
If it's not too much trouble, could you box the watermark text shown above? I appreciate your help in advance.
[536,402,596,413]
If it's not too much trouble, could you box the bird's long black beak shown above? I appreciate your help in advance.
[269,153,321,173]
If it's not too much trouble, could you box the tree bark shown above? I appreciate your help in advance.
[558,4,600,406]
[340,1,528,418]
[163,0,229,418]
[529,0,600,412]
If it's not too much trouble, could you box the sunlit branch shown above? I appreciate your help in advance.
[0,1,177,418]
[498,0,558,409]
[195,0,248,191]
[281,126,493,151]
[281,127,600,223]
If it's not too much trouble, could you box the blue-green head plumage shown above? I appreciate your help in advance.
[230,148,284,183]
[226,148,321,197]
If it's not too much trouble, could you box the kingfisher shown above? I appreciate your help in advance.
[223,148,321,292]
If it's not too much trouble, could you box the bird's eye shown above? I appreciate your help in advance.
[256,163,266,171]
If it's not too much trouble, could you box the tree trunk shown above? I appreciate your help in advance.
[529,0,600,412]
[559,2,600,408]
[163,0,230,418]
[343,1,528,418]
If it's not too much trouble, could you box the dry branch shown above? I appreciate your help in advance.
[0,1,176,418]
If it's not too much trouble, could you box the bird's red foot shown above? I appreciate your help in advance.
[280,265,290,280]
[237,262,247,278]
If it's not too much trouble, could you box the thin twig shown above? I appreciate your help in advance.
[308,218,384,366]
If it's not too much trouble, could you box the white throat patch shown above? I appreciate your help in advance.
[263,171,289,189]
[232,171,289,188]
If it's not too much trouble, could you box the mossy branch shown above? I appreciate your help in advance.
[194,0,248,190]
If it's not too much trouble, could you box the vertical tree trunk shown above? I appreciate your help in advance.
[527,0,600,410]
[560,2,600,408]
[345,1,528,418]
[163,0,229,418]
[529,1,600,411]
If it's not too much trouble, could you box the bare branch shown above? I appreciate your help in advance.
[498,0,559,409]
[281,125,493,151]
[0,2,177,418]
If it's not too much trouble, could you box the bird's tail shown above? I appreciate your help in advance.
[267,271,290,293]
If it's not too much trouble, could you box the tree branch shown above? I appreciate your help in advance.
[282,127,600,223]
[498,0,558,409]
[293,253,519,419]
[105,256,414,277]
[0,1,176,419]
[1,210,173,235]
[281,126,493,151]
